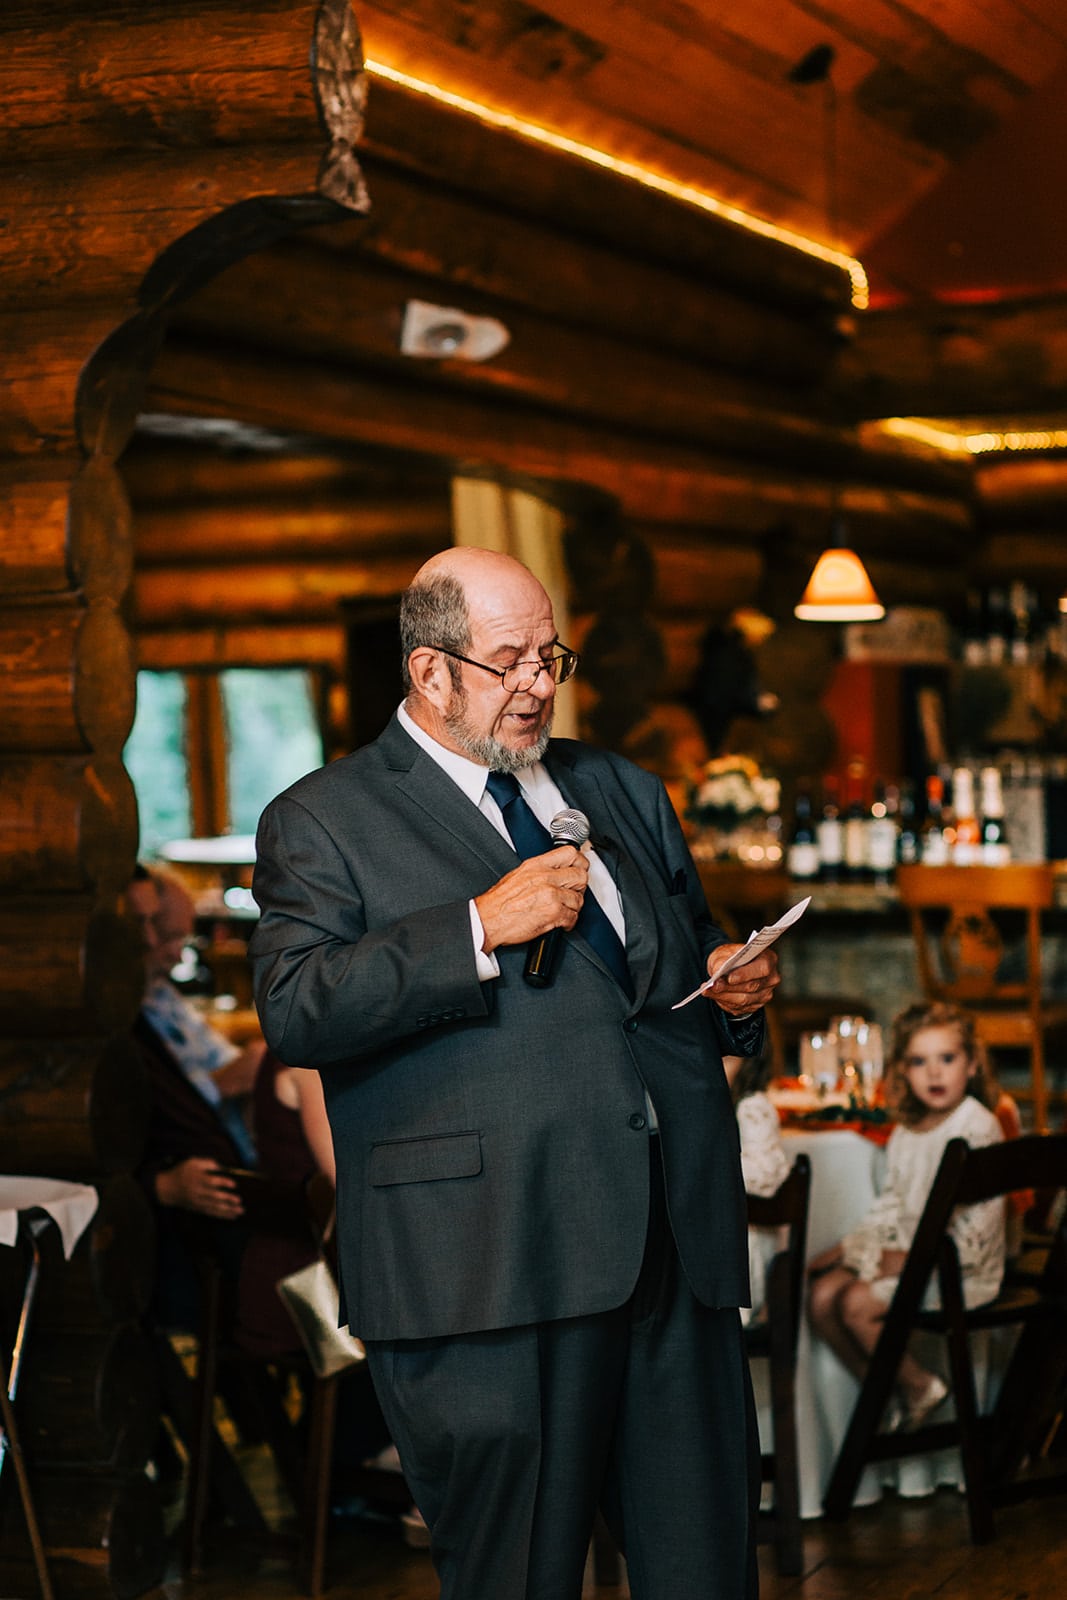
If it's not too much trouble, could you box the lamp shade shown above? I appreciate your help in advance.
[794,547,885,622]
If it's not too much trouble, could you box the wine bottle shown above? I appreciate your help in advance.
[843,759,869,882]
[866,779,898,885]
[921,774,951,865]
[787,786,820,881]
[816,777,843,883]
[896,779,921,867]
[979,766,1011,865]
[952,766,981,865]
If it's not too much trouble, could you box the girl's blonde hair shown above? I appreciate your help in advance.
[885,1000,998,1125]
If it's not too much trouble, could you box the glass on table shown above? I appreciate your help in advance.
[854,1021,884,1104]
[830,1014,867,1097]
[799,1029,840,1096]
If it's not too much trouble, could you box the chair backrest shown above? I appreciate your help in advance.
[746,1153,812,1355]
[883,1132,1067,1321]
[896,863,1054,1006]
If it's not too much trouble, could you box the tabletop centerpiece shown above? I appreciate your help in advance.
[685,754,782,866]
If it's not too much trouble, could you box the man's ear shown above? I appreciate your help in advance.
[408,647,448,706]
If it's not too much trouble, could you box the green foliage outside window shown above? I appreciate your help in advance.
[124,668,324,855]
[221,668,323,835]
[124,671,191,857]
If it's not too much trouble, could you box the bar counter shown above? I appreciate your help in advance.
[696,863,1067,1044]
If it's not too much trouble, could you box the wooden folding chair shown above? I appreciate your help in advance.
[823,1132,1067,1542]
[745,1154,812,1575]
[896,864,1067,1131]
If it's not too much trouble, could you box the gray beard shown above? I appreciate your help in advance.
[444,699,553,772]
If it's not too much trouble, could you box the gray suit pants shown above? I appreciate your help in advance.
[364,1139,760,1600]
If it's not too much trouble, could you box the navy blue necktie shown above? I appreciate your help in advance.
[485,770,632,997]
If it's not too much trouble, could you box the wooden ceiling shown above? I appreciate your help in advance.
[119,0,1067,642]
[352,0,1067,308]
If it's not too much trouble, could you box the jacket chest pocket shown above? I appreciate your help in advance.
[368,1131,482,1187]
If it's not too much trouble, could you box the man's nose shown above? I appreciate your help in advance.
[528,665,556,699]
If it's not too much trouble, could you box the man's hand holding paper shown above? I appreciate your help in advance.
[704,942,780,1016]
[672,895,810,1012]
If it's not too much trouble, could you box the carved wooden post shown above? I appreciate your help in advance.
[0,4,370,1592]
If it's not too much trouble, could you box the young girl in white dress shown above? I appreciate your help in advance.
[724,1052,792,1326]
[807,1001,1005,1427]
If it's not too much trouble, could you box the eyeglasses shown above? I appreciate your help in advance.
[432,645,580,694]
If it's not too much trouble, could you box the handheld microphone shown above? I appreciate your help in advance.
[524,808,591,988]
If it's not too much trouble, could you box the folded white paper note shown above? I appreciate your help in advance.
[672,895,811,1010]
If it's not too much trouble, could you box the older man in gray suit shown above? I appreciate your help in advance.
[250,546,780,1600]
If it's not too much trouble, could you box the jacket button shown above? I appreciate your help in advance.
[623,1018,638,1033]
[628,1112,647,1131]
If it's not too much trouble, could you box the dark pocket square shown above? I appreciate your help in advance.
[669,868,688,896]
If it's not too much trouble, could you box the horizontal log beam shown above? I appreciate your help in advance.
[173,245,940,482]
[976,455,1067,520]
[0,601,136,755]
[839,295,1067,418]
[0,903,143,1039]
[0,757,137,895]
[975,531,1067,582]
[136,622,348,672]
[270,162,839,386]
[0,147,347,311]
[134,495,450,564]
[0,0,347,162]
[0,309,120,455]
[360,76,852,315]
[0,1032,149,1175]
[146,339,974,547]
[133,555,426,626]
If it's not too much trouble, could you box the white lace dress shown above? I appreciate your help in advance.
[840,1094,1005,1308]
[737,1091,792,1325]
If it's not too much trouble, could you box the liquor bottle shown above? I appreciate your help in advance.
[1009,580,1033,664]
[985,586,1009,665]
[843,759,869,881]
[816,777,843,883]
[952,766,981,865]
[786,786,820,881]
[921,773,951,865]
[979,765,1011,865]
[866,779,898,885]
[896,779,921,867]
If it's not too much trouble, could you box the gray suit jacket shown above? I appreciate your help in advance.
[250,716,759,1341]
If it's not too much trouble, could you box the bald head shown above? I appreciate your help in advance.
[400,546,559,770]
[399,547,552,694]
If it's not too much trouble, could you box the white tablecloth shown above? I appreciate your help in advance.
[0,1177,98,1257]
[750,1127,1001,1518]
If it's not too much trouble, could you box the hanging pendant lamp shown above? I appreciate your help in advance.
[794,546,885,621]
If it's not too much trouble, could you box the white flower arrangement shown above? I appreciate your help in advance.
[686,754,780,831]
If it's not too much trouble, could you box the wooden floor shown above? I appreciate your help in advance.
[147,1486,1067,1600]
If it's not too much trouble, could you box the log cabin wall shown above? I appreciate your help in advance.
[0,3,369,1591]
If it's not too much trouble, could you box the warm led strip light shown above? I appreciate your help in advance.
[881,417,1067,455]
[365,58,869,310]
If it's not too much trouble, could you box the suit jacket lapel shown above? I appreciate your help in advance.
[377,716,517,878]
[547,748,659,1009]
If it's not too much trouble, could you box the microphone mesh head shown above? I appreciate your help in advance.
[550,808,590,847]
